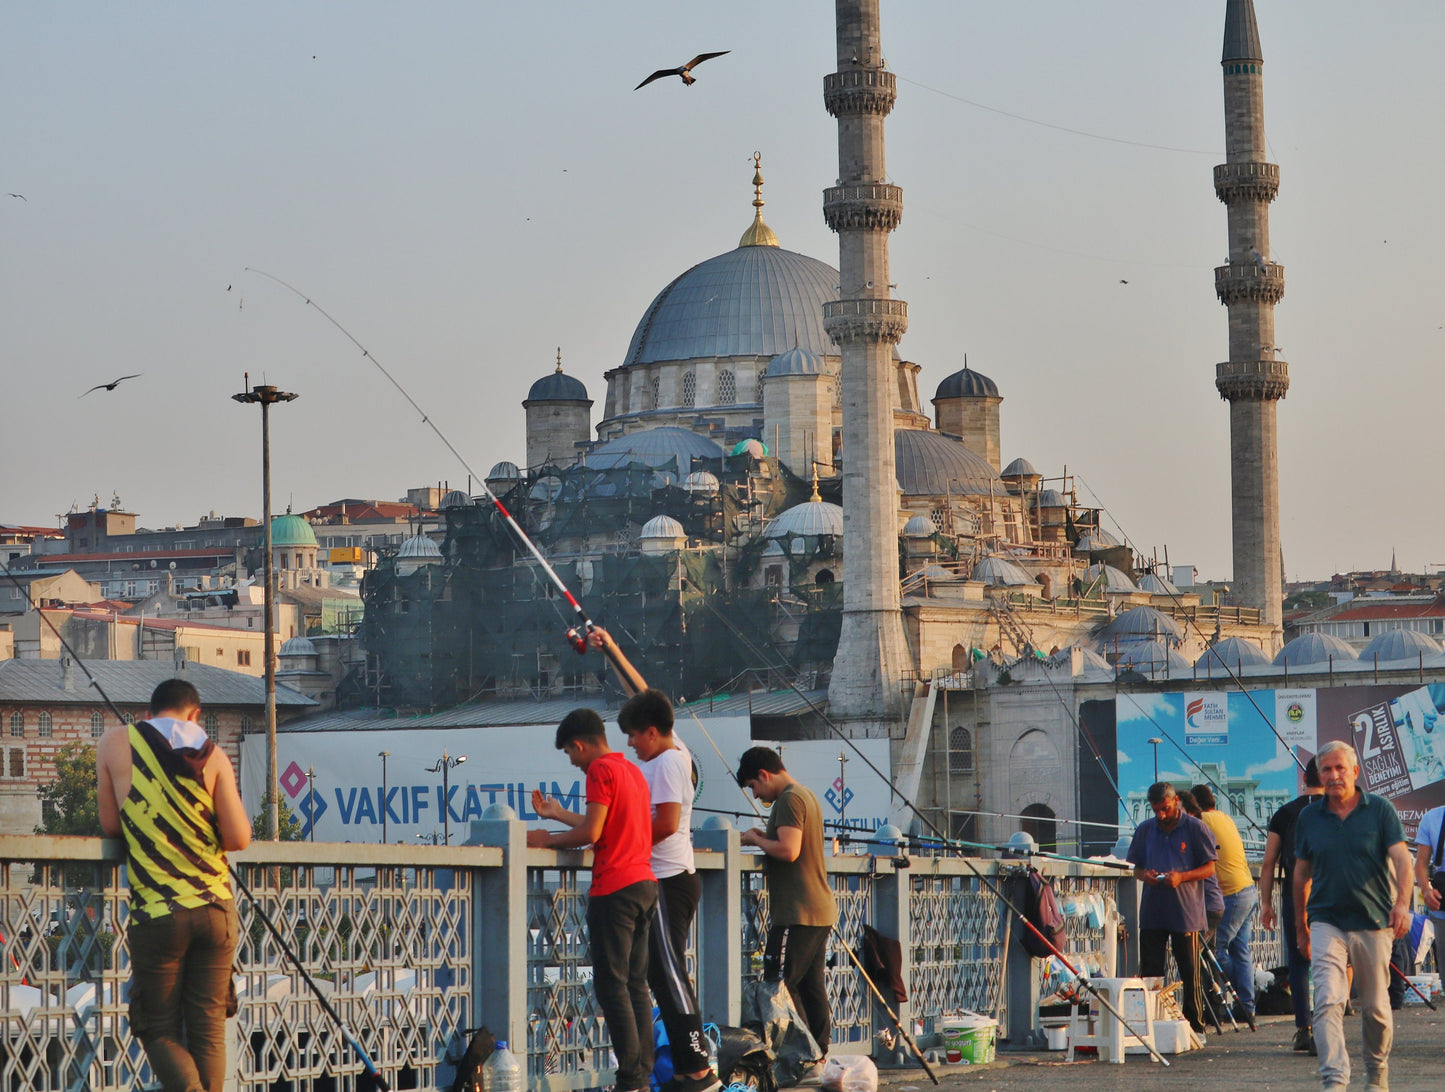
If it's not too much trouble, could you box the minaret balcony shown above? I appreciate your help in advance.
[1213,161,1280,203]
[823,68,897,117]
[824,298,908,345]
[1215,359,1290,402]
[1214,262,1286,305]
[823,184,904,233]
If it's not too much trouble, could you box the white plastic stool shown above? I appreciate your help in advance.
[1065,977,1157,1064]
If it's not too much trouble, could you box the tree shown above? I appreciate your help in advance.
[36,741,101,836]
[251,791,305,841]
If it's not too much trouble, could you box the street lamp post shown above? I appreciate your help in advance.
[306,766,316,843]
[379,751,391,843]
[1147,737,1164,782]
[233,376,298,840]
[426,751,467,845]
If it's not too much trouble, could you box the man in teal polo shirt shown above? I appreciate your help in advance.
[1293,740,1412,1092]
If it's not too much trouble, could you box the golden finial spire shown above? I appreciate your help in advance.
[810,461,822,502]
[738,151,780,248]
[556,347,563,373]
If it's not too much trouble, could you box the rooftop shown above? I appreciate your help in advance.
[0,658,315,707]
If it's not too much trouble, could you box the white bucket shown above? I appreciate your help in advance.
[1043,1024,1068,1051]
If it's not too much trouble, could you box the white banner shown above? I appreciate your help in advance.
[1275,689,1317,750]
[240,717,892,842]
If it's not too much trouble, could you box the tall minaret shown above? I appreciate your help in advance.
[1215,0,1286,638]
[824,0,911,728]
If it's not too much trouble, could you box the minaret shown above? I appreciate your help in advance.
[823,0,911,728]
[1215,0,1286,637]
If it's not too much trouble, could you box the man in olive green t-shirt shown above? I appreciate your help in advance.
[737,746,838,1054]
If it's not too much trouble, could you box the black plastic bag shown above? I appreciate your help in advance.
[742,979,824,1088]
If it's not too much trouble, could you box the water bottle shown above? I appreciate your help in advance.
[484,1040,523,1092]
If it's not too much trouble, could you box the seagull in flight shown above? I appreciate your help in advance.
[7,193,25,201]
[80,373,142,397]
[635,51,730,90]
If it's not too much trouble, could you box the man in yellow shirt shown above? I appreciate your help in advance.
[1192,784,1259,1030]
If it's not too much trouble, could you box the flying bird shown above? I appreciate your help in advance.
[1118,279,1129,285]
[80,374,142,397]
[7,193,24,201]
[635,51,730,90]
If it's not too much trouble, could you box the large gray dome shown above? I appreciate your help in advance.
[586,426,725,472]
[623,246,841,366]
[1274,633,1358,668]
[894,429,1006,496]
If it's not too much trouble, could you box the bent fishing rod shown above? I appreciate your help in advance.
[0,557,393,1090]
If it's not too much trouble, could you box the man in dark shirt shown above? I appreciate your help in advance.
[1126,781,1218,1034]
[1259,756,1322,1053]
[1294,741,1411,1092]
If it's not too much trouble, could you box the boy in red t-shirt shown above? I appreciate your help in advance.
[530,709,658,1092]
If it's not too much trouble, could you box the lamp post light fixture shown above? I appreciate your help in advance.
[426,751,467,845]
[1147,737,1164,783]
[379,751,391,843]
[232,375,298,840]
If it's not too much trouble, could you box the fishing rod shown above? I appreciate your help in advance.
[0,557,393,1090]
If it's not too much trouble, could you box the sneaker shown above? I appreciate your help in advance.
[1291,1027,1314,1053]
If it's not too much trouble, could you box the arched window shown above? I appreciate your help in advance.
[1020,803,1058,852]
[649,375,661,410]
[952,644,970,673]
[681,371,696,407]
[717,369,736,405]
[949,725,975,773]
[815,568,835,585]
[8,713,21,738]
[756,368,767,399]
[38,712,52,738]
[91,712,104,738]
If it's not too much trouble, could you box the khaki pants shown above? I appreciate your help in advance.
[1309,922,1392,1090]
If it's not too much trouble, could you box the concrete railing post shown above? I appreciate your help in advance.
[472,817,529,1051]
[1002,868,1040,1047]
[694,824,743,1027]
[1117,874,1141,977]
[870,859,912,1057]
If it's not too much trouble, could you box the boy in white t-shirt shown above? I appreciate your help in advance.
[592,628,720,1092]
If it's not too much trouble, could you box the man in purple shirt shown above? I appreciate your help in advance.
[1127,781,1218,1034]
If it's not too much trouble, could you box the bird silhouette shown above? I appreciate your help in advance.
[1119,279,1129,285]
[635,51,730,90]
[7,193,25,201]
[80,374,142,397]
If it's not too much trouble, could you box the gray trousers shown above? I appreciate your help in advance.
[1310,922,1392,1090]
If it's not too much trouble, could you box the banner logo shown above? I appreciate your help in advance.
[1184,692,1229,746]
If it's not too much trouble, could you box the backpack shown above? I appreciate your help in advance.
[1017,867,1066,959]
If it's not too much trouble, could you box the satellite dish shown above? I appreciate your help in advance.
[150,560,157,569]
[168,562,176,570]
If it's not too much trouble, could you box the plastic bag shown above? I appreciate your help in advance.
[819,1055,877,1092]
[742,979,823,1088]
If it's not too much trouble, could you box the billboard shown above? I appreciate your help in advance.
[239,716,893,842]
[1116,683,1445,839]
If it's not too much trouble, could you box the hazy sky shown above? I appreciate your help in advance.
[4,2,1441,582]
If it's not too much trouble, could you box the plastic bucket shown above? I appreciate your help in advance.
[940,1014,997,1065]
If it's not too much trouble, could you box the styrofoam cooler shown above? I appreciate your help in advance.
[1153,1019,1193,1054]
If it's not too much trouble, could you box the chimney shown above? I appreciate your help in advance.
[174,645,188,673]
[61,655,75,692]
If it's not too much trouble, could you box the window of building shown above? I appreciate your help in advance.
[764,565,784,588]
[649,375,661,410]
[240,715,254,735]
[949,725,975,773]
[91,712,104,738]
[9,713,22,738]
[38,712,52,739]
[205,713,219,734]
[756,368,766,398]
[6,747,23,779]
[238,650,252,666]
[681,371,696,406]
[717,369,736,405]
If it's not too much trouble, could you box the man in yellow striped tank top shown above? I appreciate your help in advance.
[97,679,252,1092]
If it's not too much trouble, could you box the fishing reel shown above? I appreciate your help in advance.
[565,626,589,655]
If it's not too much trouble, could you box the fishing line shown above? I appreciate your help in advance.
[0,557,393,1089]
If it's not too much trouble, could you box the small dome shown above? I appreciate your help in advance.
[640,515,686,540]
[1075,528,1121,551]
[269,513,317,548]
[1085,563,1138,592]
[397,534,443,560]
[1001,457,1039,479]
[1196,637,1271,673]
[903,515,936,538]
[441,489,472,509]
[894,429,1005,496]
[587,427,726,472]
[766,346,828,377]
[764,499,844,539]
[1037,489,1067,508]
[731,438,769,459]
[761,539,786,558]
[1138,570,1180,596]
[934,365,1000,401]
[1359,629,1442,662]
[1274,633,1359,668]
[486,461,520,481]
[525,370,590,403]
[1100,605,1183,641]
[919,564,957,581]
[1113,639,1191,676]
[971,555,1033,587]
[279,635,317,657]
[683,471,720,496]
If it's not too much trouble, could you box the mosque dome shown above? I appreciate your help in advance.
[269,513,317,548]
[1274,633,1359,668]
[640,515,686,540]
[525,370,589,403]
[1036,489,1067,508]
[587,427,725,472]
[683,471,720,496]
[279,635,317,658]
[1195,637,1271,674]
[894,429,1005,496]
[397,534,443,561]
[1113,640,1191,676]
[1085,563,1137,592]
[1138,570,1180,596]
[486,461,520,481]
[731,438,769,459]
[933,365,1000,401]
[1359,629,1442,662]
[764,498,844,539]
[1099,605,1184,642]
[1075,528,1121,551]
[903,515,936,538]
[1001,457,1039,479]
[971,555,1034,587]
[441,489,472,509]
[766,346,829,377]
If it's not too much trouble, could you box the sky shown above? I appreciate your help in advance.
[3,2,1442,582]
